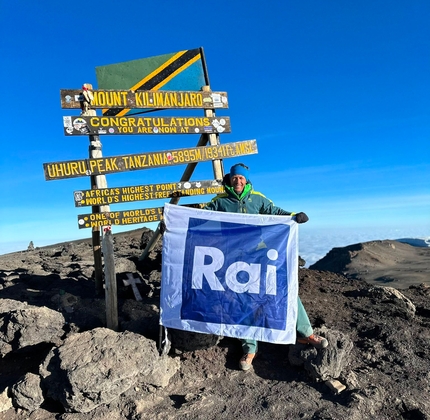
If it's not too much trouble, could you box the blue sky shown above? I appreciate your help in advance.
[1,1,429,264]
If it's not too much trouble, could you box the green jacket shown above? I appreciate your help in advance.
[205,182,294,216]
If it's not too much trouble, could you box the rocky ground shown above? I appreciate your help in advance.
[0,228,430,419]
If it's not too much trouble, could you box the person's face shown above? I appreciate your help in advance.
[231,175,247,194]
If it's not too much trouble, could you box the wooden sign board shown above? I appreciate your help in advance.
[78,206,164,229]
[74,180,224,207]
[60,89,229,110]
[77,203,206,229]
[43,139,258,181]
[63,115,231,136]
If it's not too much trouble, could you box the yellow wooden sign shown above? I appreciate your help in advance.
[74,180,224,207]
[60,89,228,109]
[43,140,257,181]
[63,115,231,136]
[78,207,164,229]
[77,203,205,229]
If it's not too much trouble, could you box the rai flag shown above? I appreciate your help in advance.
[160,203,299,344]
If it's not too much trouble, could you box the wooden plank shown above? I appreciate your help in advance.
[78,206,164,229]
[202,85,224,181]
[102,230,118,331]
[78,203,206,229]
[81,96,109,295]
[63,115,231,136]
[43,139,258,181]
[60,89,229,109]
[73,179,224,207]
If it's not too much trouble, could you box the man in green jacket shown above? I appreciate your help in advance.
[205,163,328,371]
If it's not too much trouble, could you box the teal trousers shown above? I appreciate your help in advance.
[241,296,313,354]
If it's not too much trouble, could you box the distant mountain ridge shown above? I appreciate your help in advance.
[395,237,430,247]
[310,239,430,288]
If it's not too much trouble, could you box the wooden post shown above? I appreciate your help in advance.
[102,229,118,331]
[202,85,224,180]
[81,83,110,294]
[139,84,225,262]
[139,83,227,353]
[139,133,212,261]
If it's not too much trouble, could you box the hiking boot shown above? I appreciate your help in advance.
[239,353,255,371]
[297,334,328,349]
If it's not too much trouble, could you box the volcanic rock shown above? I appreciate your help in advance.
[0,229,429,419]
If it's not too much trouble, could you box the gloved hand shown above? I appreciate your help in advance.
[294,212,309,224]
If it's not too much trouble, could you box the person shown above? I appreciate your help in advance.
[205,163,328,371]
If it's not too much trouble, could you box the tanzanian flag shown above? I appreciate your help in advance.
[95,48,206,116]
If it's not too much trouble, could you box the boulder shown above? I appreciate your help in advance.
[365,286,416,319]
[11,373,44,411]
[0,388,13,412]
[289,328,353,381]
[0,299,65,356]
[114,257,136,274]
[168,328,222,353]
[40,327,179,413]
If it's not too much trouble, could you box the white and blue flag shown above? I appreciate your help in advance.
[160,203,299,344]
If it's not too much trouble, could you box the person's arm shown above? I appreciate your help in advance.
[254,192,292,215]
[204,192,229,211]
[257,193,309,223]
[271,204,309,223]
[204,201,217,211]
[267,203,293,216]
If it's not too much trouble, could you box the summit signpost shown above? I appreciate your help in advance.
[43,47,259,334]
